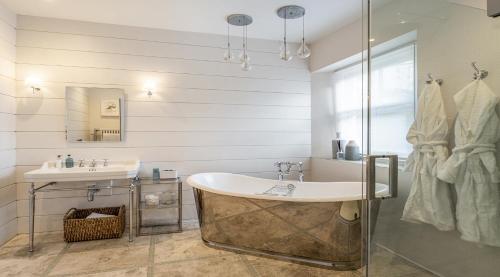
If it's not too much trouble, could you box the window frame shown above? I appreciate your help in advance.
[331,42,417,160]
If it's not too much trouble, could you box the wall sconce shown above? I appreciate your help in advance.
[25,76,41,95]
[143,80,156,97]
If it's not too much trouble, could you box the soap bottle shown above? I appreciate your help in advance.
[65,155,74,168]
[56,155,63,168]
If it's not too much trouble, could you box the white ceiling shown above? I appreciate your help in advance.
[0,0,366,42]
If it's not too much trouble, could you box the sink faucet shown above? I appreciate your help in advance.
[274,161,304,182]
[103,159,109,167]
[89,159,97,168]
[78,160,85,167]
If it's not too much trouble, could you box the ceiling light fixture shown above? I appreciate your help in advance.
[223,21,233,62]
[225,14,253,71]
[297,9,310,59]
[277,5,310,61]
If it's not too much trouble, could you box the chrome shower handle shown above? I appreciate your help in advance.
[366,155,398,200]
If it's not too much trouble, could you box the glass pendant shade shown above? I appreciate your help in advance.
[280,43,293,61]
[297,40,311,59]
[239,51,250,63]
[241,60,252,71]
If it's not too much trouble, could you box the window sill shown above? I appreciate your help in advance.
[313,157,407,171]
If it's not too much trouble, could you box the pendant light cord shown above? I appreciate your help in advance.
[283,9,287,57]
[302,12,305,44]
[227,21,230,48]
[242,24,246,56]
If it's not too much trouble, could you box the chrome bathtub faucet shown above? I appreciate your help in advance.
[274,161,304,182]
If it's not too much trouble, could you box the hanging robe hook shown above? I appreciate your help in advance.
[426,73,443,86]
[471,62,488,80]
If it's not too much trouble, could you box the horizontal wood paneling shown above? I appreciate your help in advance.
[16,145,311,165]
[0,75,15,97]
[0,18,15,44]
[16,114,310,132]
[16,97,310,119]
[16,16,300,55]
[16,64,309,94]
[0,183,15,208]
[15,15,312,230]
[0,3,16,245]
[0,131,15,150]
[15,29,306,68]
[16,131,310,149]
[0,93,15,114]
[16,46,309,80]
[0,218,16,245]
[17,82,311,105]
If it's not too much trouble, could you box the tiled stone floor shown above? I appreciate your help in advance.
[0,228,434,277]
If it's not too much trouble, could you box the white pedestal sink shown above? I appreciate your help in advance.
[24,159,141,252]
[24,160,141,183]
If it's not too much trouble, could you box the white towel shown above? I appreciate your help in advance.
[86,212,116,219]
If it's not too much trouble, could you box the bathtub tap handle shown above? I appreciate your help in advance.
[283,162,292,174]
[274,161,285,181]
[297,162,304,182]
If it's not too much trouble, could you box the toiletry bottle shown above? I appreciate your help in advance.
[56,155,63,168]
[65,155,74,168]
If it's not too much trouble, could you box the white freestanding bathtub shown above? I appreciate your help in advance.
[187,173,388,269]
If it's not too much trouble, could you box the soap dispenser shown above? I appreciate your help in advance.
[56,155,63,168]
[65,155,74,168]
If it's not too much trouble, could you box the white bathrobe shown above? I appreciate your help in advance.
[402,81,455,231]
[438,80,500,246]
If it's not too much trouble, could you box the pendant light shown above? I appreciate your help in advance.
[240,25,252,71]
[277,5,310,61]
[225,14,253,71]
[297,10,311,59]
[223,21,233,61]
[279,10,292,61]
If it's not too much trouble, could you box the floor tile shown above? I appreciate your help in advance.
[243,255,360,277]
[367,248,424,277]
[2,232,64,248]
[0,230,434,277]
[67,267,148,277]
[155,229,200,243]
[0,242,66,276]
[154,255,253,277]
[49,245,150,275]
[154,230,230,263]
[66,233,150,253]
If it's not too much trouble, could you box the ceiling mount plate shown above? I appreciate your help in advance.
[277,5,305,19]
[227,14,253,26]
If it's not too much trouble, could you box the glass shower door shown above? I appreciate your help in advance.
[364,0,500,276]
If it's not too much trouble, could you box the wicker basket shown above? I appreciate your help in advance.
[63,206,126,242]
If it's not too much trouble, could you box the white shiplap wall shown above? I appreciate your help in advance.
[15,16,311,233]
[0,3,16,245]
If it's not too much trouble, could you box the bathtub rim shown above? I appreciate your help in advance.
[187,172,388,203]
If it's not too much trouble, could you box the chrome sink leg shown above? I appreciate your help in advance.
[29,183,35,252]
[129,182,135,242]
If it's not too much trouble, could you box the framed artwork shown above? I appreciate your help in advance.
[101,99,120,117]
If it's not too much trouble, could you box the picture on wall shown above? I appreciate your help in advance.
[100,99,120,117]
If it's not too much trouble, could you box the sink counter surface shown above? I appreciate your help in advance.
[24,160,141,182]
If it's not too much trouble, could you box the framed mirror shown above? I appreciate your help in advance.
[65,87,125,142]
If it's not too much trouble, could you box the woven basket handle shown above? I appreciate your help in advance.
[64,208,77,220]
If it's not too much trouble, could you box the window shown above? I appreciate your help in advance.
[332,44,415,157]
